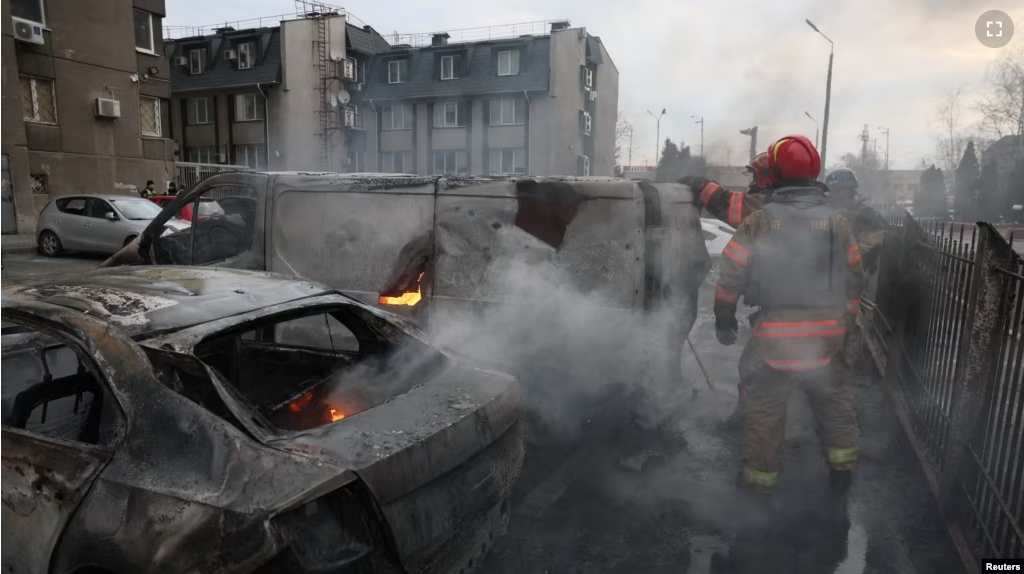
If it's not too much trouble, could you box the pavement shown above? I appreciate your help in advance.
[1,232,37,256]
[0,255,965,573]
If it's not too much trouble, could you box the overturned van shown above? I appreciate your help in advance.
[106,173,711,438]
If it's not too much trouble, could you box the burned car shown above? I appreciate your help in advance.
[1,266,525,574]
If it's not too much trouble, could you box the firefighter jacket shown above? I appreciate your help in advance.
[696,181,765,228]
[833,196,887,274]
[713,186,866,371]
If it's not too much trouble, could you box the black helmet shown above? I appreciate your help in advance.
[824,168,859,191]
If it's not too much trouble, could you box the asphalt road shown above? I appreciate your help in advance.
[1,253,105,286]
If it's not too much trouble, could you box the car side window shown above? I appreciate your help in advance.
[59,198,87,216]
[85,198,114,219]
[190,184,258,265]
[1,325,121,446]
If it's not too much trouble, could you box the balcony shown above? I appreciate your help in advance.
[344,107,364,130]
[340,58,358,83]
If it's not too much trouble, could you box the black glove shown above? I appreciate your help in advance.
[680,176,712,196]
[716,315,739,346]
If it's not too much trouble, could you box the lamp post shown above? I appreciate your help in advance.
[691,115,704,158]
[740,126,758,162]
[806,19,833,177]
[804,111,819,149]
[647,108,666,165]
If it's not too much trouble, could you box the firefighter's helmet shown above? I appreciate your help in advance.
[825,167,859,191]
[766,135,821,184]
[743,152,773,188]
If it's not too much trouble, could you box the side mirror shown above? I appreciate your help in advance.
[104,212,117,221]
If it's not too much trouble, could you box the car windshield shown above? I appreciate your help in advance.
[110,199,164,220]
[197,200,225,215]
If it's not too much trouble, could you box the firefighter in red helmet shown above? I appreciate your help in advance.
[712,135,864,494]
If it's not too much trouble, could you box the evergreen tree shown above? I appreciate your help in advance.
[954,141,980,219]
[655,138,706,182]
[917,165,949,218]
[977,161,1003,221]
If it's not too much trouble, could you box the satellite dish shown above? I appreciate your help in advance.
[337,90,351,105]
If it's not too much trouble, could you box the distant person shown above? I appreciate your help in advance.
[167,181,179,196]
[140,180,156,198]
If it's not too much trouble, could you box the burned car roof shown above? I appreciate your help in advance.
[2,266,334,338]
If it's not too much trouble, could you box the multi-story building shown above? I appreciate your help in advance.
[361,21,618,177]
[163,14,618,179]
[1,0,172,234]
[165,8,390,174]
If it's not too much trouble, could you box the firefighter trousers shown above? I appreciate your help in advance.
[742,353,859,491]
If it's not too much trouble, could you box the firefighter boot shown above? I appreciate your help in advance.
[718,392,746,433]
[829,468,852,496]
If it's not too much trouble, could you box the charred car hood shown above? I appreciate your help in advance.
[268,361,522,505]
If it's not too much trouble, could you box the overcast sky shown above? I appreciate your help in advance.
[164,0,1023,169]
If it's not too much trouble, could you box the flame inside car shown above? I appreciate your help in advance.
[329,408,346,422]
[378,273,424,306]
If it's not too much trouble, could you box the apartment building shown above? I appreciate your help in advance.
[361,21,618,177]
[1,0,172,234]
[165,9,390,173]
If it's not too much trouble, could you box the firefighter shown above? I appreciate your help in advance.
[713,135,865,495]
[680,155,773,429]
[823,168,888,275]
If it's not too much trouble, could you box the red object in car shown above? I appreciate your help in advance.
[148,195,224,223]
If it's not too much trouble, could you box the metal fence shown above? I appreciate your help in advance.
[863,214,1024,571]
[174,162,250,194]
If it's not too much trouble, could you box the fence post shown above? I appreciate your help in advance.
[939,223,1015,510]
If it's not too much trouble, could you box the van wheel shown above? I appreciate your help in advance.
[38,231,62,257]
[123,235,138,247]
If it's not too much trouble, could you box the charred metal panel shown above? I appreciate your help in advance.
[267,178,436,306]
[1,429,112,574]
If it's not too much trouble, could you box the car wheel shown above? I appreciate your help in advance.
[38,230,62,257]
[123,235,138,247]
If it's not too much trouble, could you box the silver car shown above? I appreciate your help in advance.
[36,194,190,257]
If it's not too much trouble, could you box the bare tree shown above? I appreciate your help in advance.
[935,88,967,188]
[614,110,636,174]
[977,49,1024,138]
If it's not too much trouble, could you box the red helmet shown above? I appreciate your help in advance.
[744,152,773,188]
[766,135,821,183]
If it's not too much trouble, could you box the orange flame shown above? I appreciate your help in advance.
[288,392,314,413]
[329,408,346,422]
[379,273,424,307]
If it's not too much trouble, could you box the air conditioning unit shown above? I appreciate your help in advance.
[94,98,121,118]
[224,49,238,61]
[174,56,188,67]
[351,83,363,92]
[588,90,598,101]
[585,68,593,88]
[12,16,44,45]
[343,107,356,128]
[341,58,357,81]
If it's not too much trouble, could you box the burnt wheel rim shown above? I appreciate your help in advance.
[41,233,57,254]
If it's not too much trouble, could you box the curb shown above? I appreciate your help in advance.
[2,246,38,256]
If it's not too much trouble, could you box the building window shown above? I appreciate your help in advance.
[19,76,56,124]
[380,152,412,173]
[235,94,262,121]
[188,146,216,163]
[441,55,457,80]
[579,110,592,135]
[187,97,211,125]
[489,98,525,126]
[488,148,526,174]
[234,144,265,169]
[140,97,161,137]
[238,42,255,70]
[433,151,467,175]
[497,50,520,76]
[134,10,154,52]
[11,0,45,24]
[190,49,206,75]
[581,66,594,89]
[382,104,413,130]
[29,174,48,194]
[578,155,591,176]
[388,60,407,84]
[434,102,466,128]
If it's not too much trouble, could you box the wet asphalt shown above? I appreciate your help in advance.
[0,255,965,573]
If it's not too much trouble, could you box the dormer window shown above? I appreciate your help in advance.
[497,49,520,76]
[238,42,255,70]
[441,55,457,80]
[388,60,407,84]
[190,49,206,75]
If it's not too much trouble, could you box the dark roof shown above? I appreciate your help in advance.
[586,37,603,65]
[346,23,391,55]
[167,28,282,93]
[5,266,331,338]
[362,37,550,100]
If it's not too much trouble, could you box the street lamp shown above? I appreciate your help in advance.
[806,19,833,178]
[691,115,704,158]
[647,108,666,165]
[877,127,890,171]
[804,111,819,149]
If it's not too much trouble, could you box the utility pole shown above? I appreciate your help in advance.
[628,124,633,168]
[691,115,704,157]
[806,19,834,178]
[877,127,890,171]
[804,111,819,149]
[647,108,667,166]
[859,124,869,166]
[740,127,758,162]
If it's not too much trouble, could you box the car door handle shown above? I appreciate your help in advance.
[84,223,93,228]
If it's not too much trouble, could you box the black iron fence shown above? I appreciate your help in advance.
[863,214,1023,571]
